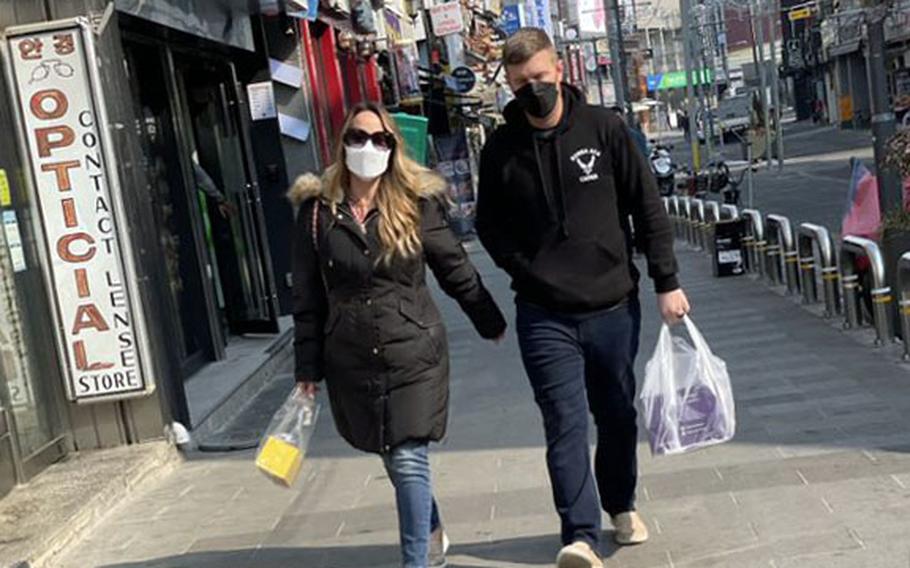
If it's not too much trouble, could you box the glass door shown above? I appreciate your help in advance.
[175,57,279,335]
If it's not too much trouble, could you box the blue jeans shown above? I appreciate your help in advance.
[382,441,442,568]
[516,299,641,548]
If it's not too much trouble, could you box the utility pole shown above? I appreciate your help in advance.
[867,4,902,214]
[767,0,784,170]
[605,0,632,122]
[698,16,715,161]
[681,0,700,170]
[753,0,773,168]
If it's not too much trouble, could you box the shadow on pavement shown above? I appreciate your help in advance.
[95,534,626,568]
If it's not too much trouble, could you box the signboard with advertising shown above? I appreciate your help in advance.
[429,2,465,37]
[5,19,155,403]
[577,0,606,34]
[501,4,522,36]
[646,70,714,91]
[788,7,811,21]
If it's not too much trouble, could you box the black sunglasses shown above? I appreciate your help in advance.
[343,128,396,151]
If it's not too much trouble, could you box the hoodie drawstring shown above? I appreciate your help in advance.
[532,135,558,221]
[531,134,570,239]
[553,140,570,238]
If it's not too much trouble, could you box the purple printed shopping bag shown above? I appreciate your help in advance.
[640,316,736,455]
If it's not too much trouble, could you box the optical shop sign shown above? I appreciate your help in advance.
[5,21,154,403]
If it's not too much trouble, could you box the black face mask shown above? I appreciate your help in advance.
[514,82,559,119]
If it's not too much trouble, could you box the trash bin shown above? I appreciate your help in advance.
[392,113,429,165]
[713,219,746,277]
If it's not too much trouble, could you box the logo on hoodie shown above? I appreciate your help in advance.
[570,148,602,183]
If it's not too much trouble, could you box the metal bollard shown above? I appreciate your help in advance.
[680,197,693,246]
[669,196,682,240]
[766,215,800,294]
[840,236,893,346]
[842,273,863,329]
[741,209,765,277]
[692,199,708,251]
[898,253,910,360]
[704,201,720,255]
[797,223,840,317]
[720,204,739,220]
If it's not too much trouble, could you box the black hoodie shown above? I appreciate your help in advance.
[476,84,679,313]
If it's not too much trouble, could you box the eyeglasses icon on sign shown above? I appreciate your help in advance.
[29,58,74,84]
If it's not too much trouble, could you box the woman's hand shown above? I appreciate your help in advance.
[295,381,319,399]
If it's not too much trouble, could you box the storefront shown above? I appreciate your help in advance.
[0,0,303,498]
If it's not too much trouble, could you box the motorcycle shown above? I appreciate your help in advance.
[649,142,676,196]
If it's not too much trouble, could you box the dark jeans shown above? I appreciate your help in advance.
[516,298,642,548]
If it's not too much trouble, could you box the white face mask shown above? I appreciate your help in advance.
[345,141,392,181]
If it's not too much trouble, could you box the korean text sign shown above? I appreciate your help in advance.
[6,21,153,402]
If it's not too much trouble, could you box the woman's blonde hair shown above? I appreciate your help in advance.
[322,102,445,263]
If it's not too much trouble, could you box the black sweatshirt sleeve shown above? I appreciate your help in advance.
[475,141,533,282]
[423,196,507,339]
[607,115,680,293]
[291,199,328,381]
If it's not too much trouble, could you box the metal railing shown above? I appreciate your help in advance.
[720,204,739,220]
[898,253,910,360]
[740,209,765,276]
[840,236,893,346]
[766,215,799,294]
[702,201,720,254]
[797,223,840,318]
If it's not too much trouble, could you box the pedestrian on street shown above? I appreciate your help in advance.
[476,28,690,568]
[289,102,507,568]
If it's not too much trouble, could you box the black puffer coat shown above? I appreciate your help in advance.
[290,175,506,454]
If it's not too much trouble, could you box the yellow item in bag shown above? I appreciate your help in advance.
[256,435,304,487]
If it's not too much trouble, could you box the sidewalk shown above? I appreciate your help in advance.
[55,246,910,568]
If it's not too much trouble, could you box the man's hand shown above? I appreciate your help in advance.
[295,381,319,399]
[218,200,237,219]
[658,289,690,324]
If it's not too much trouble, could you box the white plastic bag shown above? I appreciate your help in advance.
[640,316,735,456]
[255,388,319,487]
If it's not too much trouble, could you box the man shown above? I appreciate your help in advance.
[476,28,690,568]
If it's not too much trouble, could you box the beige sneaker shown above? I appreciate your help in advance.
[613,511,649,545]
[429,526,450,567]
[556,541,604,568]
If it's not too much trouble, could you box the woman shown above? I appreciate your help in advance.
[289,102,506,568]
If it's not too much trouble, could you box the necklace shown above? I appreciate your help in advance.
[347,197,373,229]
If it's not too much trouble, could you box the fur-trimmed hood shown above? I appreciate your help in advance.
[286,172,325,208]
[286,167,448,209]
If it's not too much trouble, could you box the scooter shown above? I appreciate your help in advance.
[649,142,676,196]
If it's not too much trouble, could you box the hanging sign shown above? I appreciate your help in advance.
[5,19,155,403]
[788,7,811,21]
[246,81,277,121]
[429,2,465,36]
[449,66,477,93]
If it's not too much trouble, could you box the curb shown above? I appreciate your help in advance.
[2,442,182,568]
[190,328,294,443]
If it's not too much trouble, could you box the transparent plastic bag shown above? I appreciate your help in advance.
[255,388,319,487]
[640,316,735,456]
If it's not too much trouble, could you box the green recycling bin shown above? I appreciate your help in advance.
[392,113,428,165]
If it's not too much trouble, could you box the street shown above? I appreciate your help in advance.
[56,173,910,567]
[665,119,875,232]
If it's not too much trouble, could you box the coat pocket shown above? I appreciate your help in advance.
[324,308,342,335]
[399,299,444,363]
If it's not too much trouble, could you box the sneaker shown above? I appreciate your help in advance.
[612,511,649,545]
[429,526,450,567]
[556,541,604,568]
